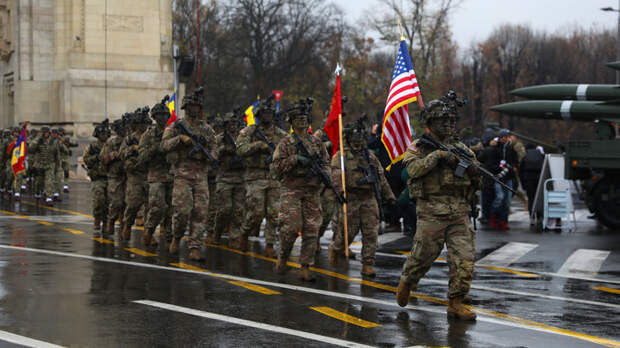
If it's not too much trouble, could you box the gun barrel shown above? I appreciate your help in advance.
[510,84,620,101]
[490,100,620,121]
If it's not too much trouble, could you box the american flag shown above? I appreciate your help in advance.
[381,40,421,166]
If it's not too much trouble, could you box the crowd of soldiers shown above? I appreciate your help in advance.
[83,87,480,321]
[0,126,77,205]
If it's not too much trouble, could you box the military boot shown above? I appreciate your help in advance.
[240,235,248,252]
[315,241,321,255]
[135,217,144,227]
[169,237,181,254]
[189,248,204,261]
[396,279,416,307]
[121,224,131,241]
[228,239,241,250]
[463,294,472,305]
[328,245,338,266]
[142,228,155,247]
[105,220,115,235]
[447,296,476,321]
[361,264,376,277]
[299,265,316,282]
[264,243,276,258]
[275,254,288,275]
[93,219,101,230]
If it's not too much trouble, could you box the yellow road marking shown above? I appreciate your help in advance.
[125,248,157,257]
[0,210,55,226]
[594,286,620,295]
[228,280,281,295]
[92,237,113,244]
[310,306,381,328]
[170,262,206,272]
[203,241,620,347]
[62,228,85,235]
[395,250,409,255]
[480,265,539,278]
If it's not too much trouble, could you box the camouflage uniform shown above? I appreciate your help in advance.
[330,142,395,269]
[313,129,337,250]
[236,122,287,249]
[102,119,127,234]
[396,93,480,320]
[30,129,60,203]
[120,114,149,239]
[209,115,245,245]
[272,101,329,277]
[53,131,70,198]
[161,103,217,255]
[83,124,110,227]
[139,102,173,245]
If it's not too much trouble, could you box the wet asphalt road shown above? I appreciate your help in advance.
[0,181,619,347]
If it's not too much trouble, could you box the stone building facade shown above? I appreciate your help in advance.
[0,0,174,138]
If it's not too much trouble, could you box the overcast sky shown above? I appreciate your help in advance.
[340,0,618,49]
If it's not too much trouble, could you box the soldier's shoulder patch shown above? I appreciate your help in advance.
[239,128,247,135]
[408,143,418,152]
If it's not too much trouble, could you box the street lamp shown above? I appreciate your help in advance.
[602,3,620,84]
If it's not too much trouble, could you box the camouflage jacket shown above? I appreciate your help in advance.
[121,129,147,176]
[403,135,480,220]
[83,139,107,179]
[138,124,172,183]
[215,130,244,184]
[101,135,125,179]
[161,118,217,181]
[331,145,394,200]
[272,132,329,189]
[30,135,59,169]
[236,124,287,180]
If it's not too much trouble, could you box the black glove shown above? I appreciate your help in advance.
[297,155,311,167]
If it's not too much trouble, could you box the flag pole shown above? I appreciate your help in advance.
[338,112,349,258]
[399,19,424,109]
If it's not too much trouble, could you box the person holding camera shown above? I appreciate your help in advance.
[489,129,519,231]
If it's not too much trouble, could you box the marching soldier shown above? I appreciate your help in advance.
[236,97,288,256]
[208,112,245,245]
[139,97,174,247]
[396,93,480,321]
[102,116,129,235]
[161,87,217,261]
[328,118,396,277]
[272,99,330,281]
[30,127,60,206]
[83,120,110,230]
[120,108,151,240]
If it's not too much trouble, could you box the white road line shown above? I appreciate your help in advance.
[477,242,538,267]
[135,300,374,348]
[0,330,65,348]
[557,249,611,275]
[378,232,406,245]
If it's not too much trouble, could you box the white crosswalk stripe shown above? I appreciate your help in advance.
[557,249,610,275]
[477,242,538,267]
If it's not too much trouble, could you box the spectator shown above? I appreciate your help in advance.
[488,129,519,230]
[476,132,498,225]
[519,143,545,214]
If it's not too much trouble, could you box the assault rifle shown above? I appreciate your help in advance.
[174,121,219,167]
[418,133,516,194]
[254,128,276,164]
[223,130,241,162]
[292,133,346,205]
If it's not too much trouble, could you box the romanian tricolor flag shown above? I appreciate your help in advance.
[244,97,260,126]
[11,125,27,176]
[166,93,177,126]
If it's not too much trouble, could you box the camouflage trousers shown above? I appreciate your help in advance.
[278,187,321,266]
[3,169,26,192]
[240,179,280,244]
[123,174,148,228]
[400,216,475,298]
[211,181,245,242]
[34,167,55,196]
[91,178,108,222]
[144,181,172,239]
[54,163,66,193]
[205,176,216,237]
[107,177,126,222]
[171,176,209,250]
[330,192,379,265]
[319,190,337,240]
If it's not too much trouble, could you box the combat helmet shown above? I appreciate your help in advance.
[421,90,467,124]
[286,97,314,123]
[151,95,170,125]
[132,106,152,125]
[343,114,369,143]
[110,118,126,137]
[93,119,110,138]
[180,87,204,110]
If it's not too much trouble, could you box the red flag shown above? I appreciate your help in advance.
[166,93,178,126]
[323,73,341,157]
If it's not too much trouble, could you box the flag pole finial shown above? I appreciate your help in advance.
[398,19,406,41]
[334,62,343,76]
